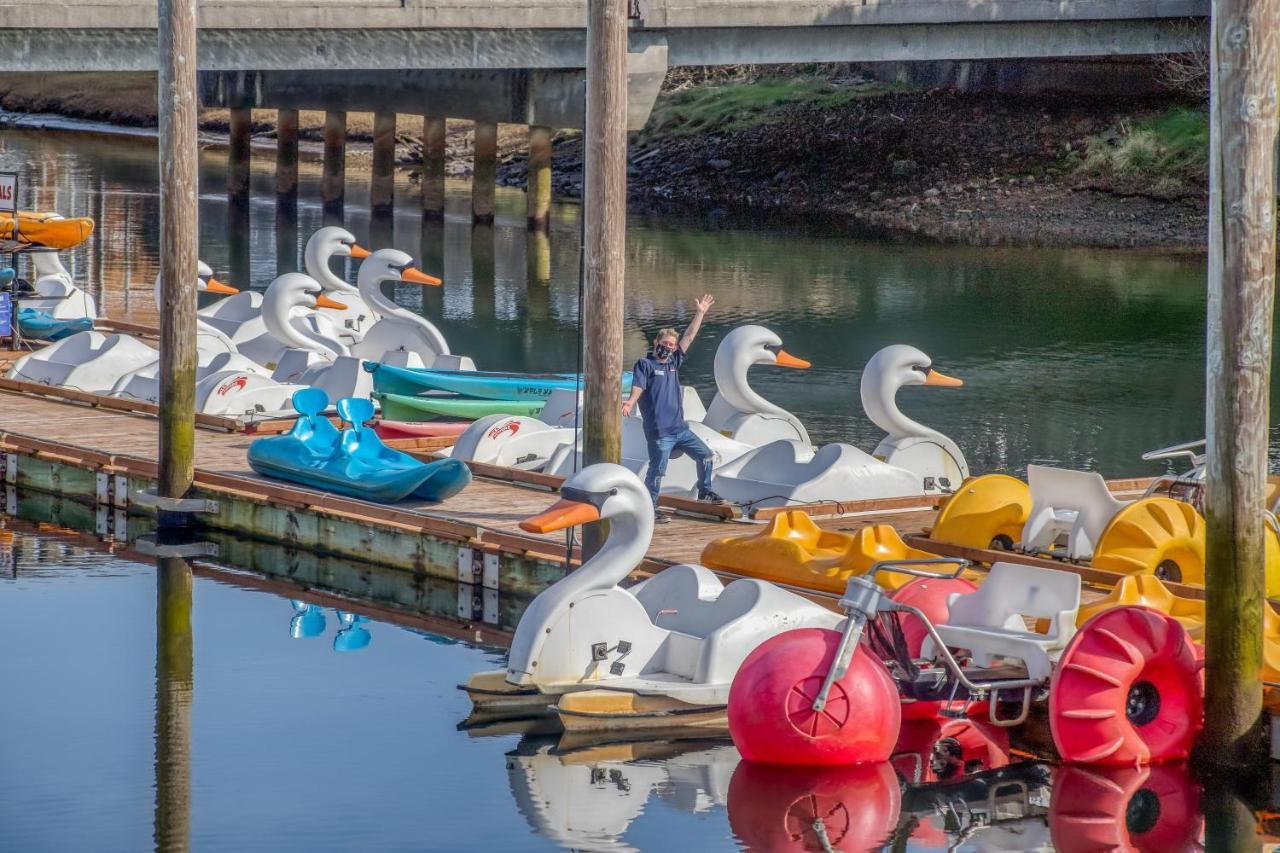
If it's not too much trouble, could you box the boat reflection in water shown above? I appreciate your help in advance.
[493,716,1205,852]
[505,737,738,853]
[286,601,373,651]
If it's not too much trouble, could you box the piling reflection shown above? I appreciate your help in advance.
[153,556,193,853]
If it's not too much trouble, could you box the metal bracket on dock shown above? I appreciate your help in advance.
[456,582,500,626]
[456,547,501,591]
[3,484,15,516]
[132,534,220,559]
[112,474,129,509]
[132,490,220,515]
[3,452,15,485]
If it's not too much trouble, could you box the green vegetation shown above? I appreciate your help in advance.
[642,76,905,140]
[1075,106,1208,194]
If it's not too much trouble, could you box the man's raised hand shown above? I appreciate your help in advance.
[694,293,715,314]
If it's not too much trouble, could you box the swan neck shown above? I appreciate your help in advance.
[714,350,785,417]
[862,376,943,443]
[306,242,355,293]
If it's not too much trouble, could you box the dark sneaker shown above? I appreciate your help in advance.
[698,490,728,505]
[653,512,671,524]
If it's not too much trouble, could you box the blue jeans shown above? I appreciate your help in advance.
[644,426,713,509]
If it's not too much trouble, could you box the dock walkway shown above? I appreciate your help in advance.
[0,389,938,587]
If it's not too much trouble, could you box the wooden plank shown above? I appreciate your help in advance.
[96,318,161,337]
[0,379,243,432]
[752,494,941,521]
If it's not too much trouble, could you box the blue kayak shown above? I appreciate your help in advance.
[364,361,632,402]
[17,307,93,341]
[247,389,472,504]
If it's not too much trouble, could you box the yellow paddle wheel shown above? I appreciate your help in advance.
[928,474,1032,550]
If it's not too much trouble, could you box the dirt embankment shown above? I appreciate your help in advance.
[497,86,1208,249]
[0,72,1208,248]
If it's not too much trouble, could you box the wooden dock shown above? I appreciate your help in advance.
[0,382,1202,613]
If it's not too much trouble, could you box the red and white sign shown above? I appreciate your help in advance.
[0,173,17,213]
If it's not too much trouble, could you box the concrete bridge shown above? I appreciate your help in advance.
[1,0,1207,73]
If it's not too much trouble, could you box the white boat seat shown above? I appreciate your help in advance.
[1022,465,1128,560]
[634,564,758,640]
[923,562,1081,682]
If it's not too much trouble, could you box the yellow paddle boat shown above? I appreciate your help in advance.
[0,211,94,250]
[928,449,1280,596]
[700,510,962,594]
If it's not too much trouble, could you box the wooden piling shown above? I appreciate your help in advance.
[157,0,198,504]
[227,106,251,202]
[527,125,553,230]
[472,121,498,224]
[275,107,299,206]
[421,116,447,219]
[371,110,397,214]
[153,556,193,852]
[322,110,347,221]
[1200,0,1280,769]
[581,0,628,555]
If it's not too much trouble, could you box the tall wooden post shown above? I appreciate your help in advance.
[157,0,198,506]
[227,107,251,202]
[472,120,498,223]
[322,110,347,222]
[1201,0,1279,770]
[421,115,447,219]
[153,556,193,852]
[581,0,628,555]
[371,110,397,214]
[527,125,553,229]
[276,107,299,206]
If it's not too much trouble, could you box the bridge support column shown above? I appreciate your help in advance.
[322,110,347,222]
[371,110,397,215]
[421,116,447,219]
[527,125,553,230]
[227,107,251,203]
[275,108,298,206]
[472,120,497,224]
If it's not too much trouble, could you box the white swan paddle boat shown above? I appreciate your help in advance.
[711,344,969,510]
[17,250,97,321]
[461,463,840,731]
[198,227,371,349]
[453,325,812,497]
[9,262,245,395]
[347,251,473,370]
[267,250,451,401]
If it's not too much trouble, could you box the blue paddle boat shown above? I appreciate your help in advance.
[247,388,472,503]
[364,361,632,402]
[17,306,94,341]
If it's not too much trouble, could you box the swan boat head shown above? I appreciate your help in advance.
[860,344,969,485]
[152,260,240,306]
[261,272,350,358]
[712,324,810,418]
[356,248,441,305]
[304,226,370,294]
[505,463,654,685]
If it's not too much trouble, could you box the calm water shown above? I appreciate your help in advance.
[1,516,1262,852]
[1,125,1268,478]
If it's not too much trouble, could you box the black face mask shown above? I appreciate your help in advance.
[655,343,675,360]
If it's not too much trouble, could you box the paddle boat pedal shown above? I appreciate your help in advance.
[247,389,471,503]
[460,464,841,732]
[700,510,961,595]
[728,560,1203,767]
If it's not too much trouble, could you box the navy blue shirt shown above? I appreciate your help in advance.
[632,347,686,439]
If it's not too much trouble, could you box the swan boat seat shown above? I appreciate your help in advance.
[8,331,157,393]
[711,441,921,511]
[923,562,1081,683]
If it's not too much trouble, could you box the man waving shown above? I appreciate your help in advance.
[622,294,724,522]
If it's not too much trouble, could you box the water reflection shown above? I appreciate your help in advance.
[289,600,328,639]
[153,556,193,853]
[507,738,736,852]
[334,611,372,652]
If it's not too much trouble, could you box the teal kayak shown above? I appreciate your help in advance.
[374,391,545,422]
[364,361,630,402]
[17,307,93,341]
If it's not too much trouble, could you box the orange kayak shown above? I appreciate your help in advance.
[0,211,95,250]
